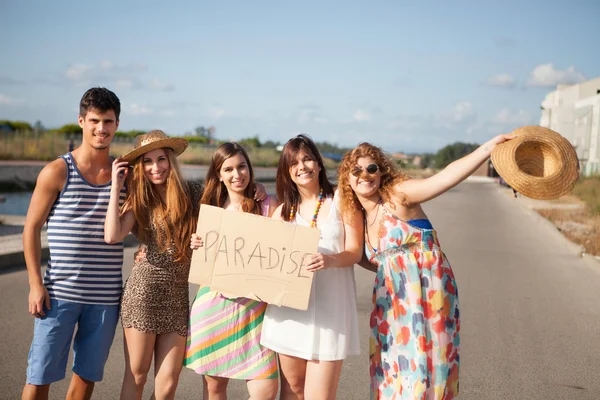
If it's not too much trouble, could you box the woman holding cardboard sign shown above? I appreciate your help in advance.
[260,134,364,400]
[104,130,202,400]
[185,142,280,400]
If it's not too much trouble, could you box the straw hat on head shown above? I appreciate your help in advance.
[491,125,579,200]
[121,130,188,163]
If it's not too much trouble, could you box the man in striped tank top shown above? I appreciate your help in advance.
[22,87,124,400]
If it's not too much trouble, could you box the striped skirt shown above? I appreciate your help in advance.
[184,286,278,380]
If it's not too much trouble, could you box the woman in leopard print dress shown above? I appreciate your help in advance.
[105,130,200,400]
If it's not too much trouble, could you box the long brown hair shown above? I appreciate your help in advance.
[122,148,196,263]
[276,134,334,221]
[337,142,410,220]
[201,142,262,216]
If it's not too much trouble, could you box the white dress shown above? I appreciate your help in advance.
[260,192,360,361]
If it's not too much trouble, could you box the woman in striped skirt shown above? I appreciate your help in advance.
[184,142,280,400]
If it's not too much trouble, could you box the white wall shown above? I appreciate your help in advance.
[540,78,600,176]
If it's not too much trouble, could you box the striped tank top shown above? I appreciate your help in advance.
[43,153,126,305]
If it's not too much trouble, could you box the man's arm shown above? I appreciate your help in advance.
[23,159,66,317]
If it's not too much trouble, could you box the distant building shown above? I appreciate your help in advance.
[540,77,600,176]
[412,155,423,168]
[391,152,409,161]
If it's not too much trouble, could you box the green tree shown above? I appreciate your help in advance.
[34,120,45,132]
[186,135,210,144]
[262,140,280,149]
[115,129,146,138]
[239,135,262,148]
[419,153,434,168]
[0,120,33,131]
[55,123,82,135]
[195,126,207,137]
[433,142,479,169]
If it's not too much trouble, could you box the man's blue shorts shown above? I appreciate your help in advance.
[26,298,119,385]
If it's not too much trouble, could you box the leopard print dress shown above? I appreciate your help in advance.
[120,180,203,337]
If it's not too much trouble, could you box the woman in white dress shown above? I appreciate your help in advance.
[261,134,363,400]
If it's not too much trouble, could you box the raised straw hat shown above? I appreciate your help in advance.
[121,130,188,163]
[491,125,579,200]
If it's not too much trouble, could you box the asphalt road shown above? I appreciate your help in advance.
[1,181,600,399]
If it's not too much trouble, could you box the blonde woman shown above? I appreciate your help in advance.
[104,130,201,400]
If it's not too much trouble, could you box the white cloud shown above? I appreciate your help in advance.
[491,108,533,126]
[353,109,371,122]
[116,80,134,89]
[293,105,328,124]
[147,78,175,92]
[99,60,114,69]
[128,104,153,116]
[0,94,24,105]
[485,73,517,89]
[61,61,172,92]
[65,64,93,82]
[452,102,475,122]
[209,108,226,119]
[0,94,14,104]
[526,63,586,88]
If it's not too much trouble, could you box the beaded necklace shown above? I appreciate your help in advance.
[289,188,324,228]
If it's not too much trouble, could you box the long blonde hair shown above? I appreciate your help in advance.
[201,142,263,216]
[337,142,410,219]
[123,148,196,263]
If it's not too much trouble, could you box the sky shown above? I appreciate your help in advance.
[1,0,599,153]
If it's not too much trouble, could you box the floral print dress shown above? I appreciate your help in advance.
[365,206,460,400]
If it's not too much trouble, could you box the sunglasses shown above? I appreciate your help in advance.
[351,163,380,177]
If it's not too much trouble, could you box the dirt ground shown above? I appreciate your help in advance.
[499,187,600,257]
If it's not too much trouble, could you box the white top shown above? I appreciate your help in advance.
[260,191,360,361]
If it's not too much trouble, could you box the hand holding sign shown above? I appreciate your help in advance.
[305,253,332,272]
[190,233,204,250]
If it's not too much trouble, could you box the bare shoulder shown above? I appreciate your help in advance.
[268,195,280,210]
[37,158,67,192]
[25,159,67,225]
[271,203,284,220]
[394,177,417,190]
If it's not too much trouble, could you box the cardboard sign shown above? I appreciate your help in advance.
[189,204,321,310]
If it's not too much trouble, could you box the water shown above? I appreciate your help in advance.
[0,192,33,216]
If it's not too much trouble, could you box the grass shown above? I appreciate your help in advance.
[0,132,70,161]
[1,133,340,168]
[572,176,600,216]
[536,176,600,256]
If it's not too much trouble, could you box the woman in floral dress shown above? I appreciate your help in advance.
[337,134,515,399]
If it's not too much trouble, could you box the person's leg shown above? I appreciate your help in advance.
[278,354,307,400]
[304,360,343,400]
[203,375,229,400]
[69,303,119,400]
[328,361,343,400]
[246,378,278,400]
[120,328,156,400]
[152,332,187,400]
[21,384,50,400]
[65,374,94,400]
[22,299,79,400]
